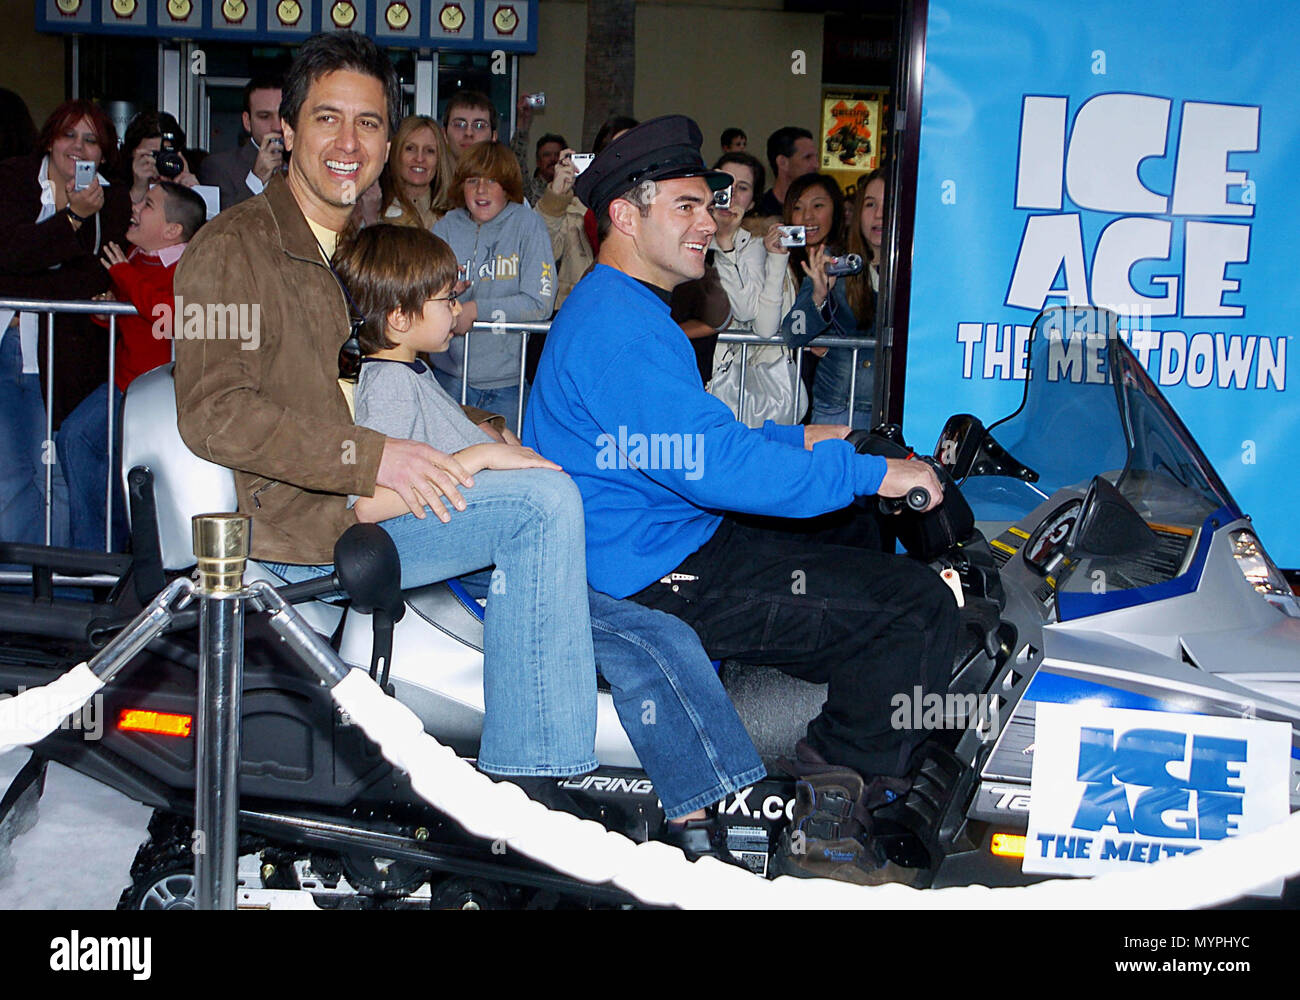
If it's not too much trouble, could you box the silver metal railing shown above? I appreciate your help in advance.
[1,298,139,555]
[448,322,878,431]
[0,299,876,559]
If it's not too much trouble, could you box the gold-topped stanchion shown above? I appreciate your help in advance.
[193,513,251,594]
[191,512,251,911]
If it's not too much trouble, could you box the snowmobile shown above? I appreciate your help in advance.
[0,304,1296,909]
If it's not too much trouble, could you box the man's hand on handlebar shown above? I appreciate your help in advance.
[376,438,475,522]
[878,458,944,513]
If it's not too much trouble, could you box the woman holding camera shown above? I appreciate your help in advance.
[758,171,876,429]
[0,100,131,546]
[117,112,200,207]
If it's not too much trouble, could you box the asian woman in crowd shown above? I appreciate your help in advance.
[772,171,879,428]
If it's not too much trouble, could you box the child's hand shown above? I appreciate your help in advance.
[456,442,561,474]
[100,242,128,270]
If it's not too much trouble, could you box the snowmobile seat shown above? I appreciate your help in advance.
[119,364,343,636]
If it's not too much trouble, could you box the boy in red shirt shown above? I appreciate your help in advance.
[59,181,206,551]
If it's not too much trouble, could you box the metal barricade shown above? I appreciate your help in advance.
[0,297,141,560]
[0,299,875,563]
[450,321,878,429]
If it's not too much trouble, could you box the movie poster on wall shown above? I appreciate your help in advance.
[902,0,1300,566]
[819,90,885,192]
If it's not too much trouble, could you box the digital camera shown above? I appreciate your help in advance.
[777,225,806,248]
[154,131,186,180]
[823,253,864,276]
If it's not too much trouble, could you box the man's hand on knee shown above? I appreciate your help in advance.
[377,438,475,522]
[878,458,944,512]
[804,424,851,449]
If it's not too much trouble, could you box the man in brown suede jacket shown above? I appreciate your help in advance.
[174,32,481,565]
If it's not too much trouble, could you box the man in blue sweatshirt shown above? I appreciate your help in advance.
[525,116,958,884]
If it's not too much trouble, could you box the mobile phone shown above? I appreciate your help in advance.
[266,135,284,152]
[523,92,546,109]
[74,160,96,191]
[777,225,806,248]
[570,153,595,176]
[823,253,864,276]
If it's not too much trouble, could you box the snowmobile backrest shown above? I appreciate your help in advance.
[121,364,238,572]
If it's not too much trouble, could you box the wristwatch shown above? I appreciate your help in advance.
[65,205,90,224]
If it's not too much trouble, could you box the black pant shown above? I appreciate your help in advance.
[629,508,957,779]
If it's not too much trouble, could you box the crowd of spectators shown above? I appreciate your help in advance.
[0,77,882,552]
[0,27,919,886]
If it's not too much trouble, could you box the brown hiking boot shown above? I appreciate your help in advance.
[770,769,921,886]
[782,739,913,810]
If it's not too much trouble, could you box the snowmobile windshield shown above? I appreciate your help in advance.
[979,306,1235,520]
[1110,323,1239,523]
[980,307,1240,604]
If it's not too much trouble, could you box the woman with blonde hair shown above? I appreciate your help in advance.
[378,115,455,229]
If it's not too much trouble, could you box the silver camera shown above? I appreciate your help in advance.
[712,185,732,210]
[570,153,595,176]
[777,225,806,248]
[824,253,864,276]
[74,160,96,191]
[523,92,546,109]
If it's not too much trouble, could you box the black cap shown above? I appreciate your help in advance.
[575,114,733,221]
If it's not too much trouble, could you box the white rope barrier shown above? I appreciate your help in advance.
[0,664,102,757]
[332,667,1300,909]
[3,659,1296,907]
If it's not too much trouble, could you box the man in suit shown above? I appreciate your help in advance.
[199,74,285,212]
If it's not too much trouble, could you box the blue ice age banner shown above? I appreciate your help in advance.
[903,0,1300,566]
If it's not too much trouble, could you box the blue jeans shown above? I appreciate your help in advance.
[0,332,49,547]
[432,368,529,436]
[587,590,765,818]
[58,382,129,552]
[273,468,597,778]
[811,401,874,431]
[456,577,766,818]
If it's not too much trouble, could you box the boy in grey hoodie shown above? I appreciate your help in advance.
[431,141,555,433]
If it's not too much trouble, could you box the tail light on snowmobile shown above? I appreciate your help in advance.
[990,833,1026,859]
[118,709,193,737]
[1229,530,1300,618]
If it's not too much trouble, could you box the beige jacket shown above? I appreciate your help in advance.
[535,187,593,311]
